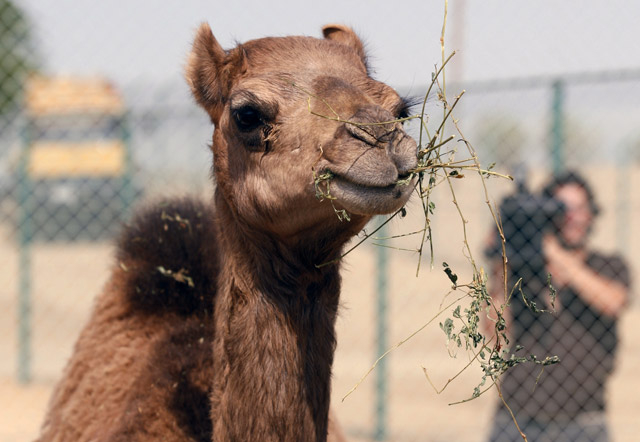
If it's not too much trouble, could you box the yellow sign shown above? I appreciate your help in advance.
[28,141,126,178]
[26,76,124,116]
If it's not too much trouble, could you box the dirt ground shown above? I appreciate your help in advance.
[1,168,638,441]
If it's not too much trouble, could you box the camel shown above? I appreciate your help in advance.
[36,23,417,442]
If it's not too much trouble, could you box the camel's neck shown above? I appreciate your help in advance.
[210,194,348,442]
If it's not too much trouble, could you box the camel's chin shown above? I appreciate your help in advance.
[329,175,415,216]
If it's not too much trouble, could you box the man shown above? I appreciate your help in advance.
[486,171,630,442]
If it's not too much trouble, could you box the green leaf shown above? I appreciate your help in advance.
[440,318,454,339]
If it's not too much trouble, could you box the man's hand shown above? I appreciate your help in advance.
[543,234,585,289]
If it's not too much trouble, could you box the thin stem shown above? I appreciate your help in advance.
[342,292,467,402]
[371,243,419,253]
[423,337,494,396]
[310,109,420,127]
[418,134,456,159]
[417,51,456,151]
[434,90,465,140]
[495,381,529,441]
[372,229,427,240]
[440,0,449,144]
[315,207,405,268]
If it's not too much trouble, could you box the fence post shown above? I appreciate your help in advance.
[550,79,566,175]
[17,119,33,384]
[615,138,632,259]
[374,218,389,441]
[120,112,134,216]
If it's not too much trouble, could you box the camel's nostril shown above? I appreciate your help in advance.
[346,122,381,147]
[345,106,398,148]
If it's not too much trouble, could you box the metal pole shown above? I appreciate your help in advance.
[615,139,632,260]
[374,218,389,441]
[17,120,33,384]
[550,79,566,175]
[119,112,134,215]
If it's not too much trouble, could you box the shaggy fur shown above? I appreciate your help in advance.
[118,198,218,317]
[37,199,218,441]
[37,23,417,442]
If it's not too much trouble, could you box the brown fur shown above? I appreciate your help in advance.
[37,23,417,442]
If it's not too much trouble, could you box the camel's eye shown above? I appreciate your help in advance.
[230,92,277,151]
[232,106,264,132]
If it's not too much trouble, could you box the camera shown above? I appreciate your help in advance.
[498,181,566,292]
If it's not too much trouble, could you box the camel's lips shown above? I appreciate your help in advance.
[322,168,413,189]
[320,170,416,215]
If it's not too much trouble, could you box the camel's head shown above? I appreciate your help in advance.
[187,24,417,239]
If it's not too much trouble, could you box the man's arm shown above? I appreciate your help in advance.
[543,235,628,318]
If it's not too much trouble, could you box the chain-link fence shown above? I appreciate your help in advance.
[362,75,640,441]
[1,2,639,442]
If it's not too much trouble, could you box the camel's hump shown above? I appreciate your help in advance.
[116,197,218,317]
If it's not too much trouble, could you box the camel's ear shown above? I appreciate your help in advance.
[186,23,231,117]
[322,24,367,66]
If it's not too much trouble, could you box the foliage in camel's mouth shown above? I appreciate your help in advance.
[310,11,557,435]
[293,16,552,436]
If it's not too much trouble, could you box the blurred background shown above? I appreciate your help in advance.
[0,1,638,441]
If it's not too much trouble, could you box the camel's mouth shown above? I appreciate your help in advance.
[332,169,414,188]
[322,170,416,216]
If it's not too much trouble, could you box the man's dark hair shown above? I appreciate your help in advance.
[541,170,600,217]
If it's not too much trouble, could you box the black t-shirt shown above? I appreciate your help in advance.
[494,252,630,422]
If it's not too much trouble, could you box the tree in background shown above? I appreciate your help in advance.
[0,0,37,117]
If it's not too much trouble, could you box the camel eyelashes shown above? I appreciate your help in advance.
[395,96,420,121]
